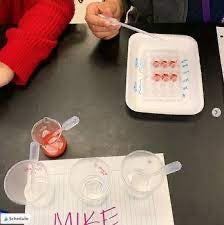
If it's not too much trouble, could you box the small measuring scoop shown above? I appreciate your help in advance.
[149,161,182,178]
[43,116,80,145]
[4,142,50,206]
[99,14,163,40]
[122,151,182,198]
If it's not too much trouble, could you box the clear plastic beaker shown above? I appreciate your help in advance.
[4,160,53,207]
[31,117,67,158]
[70,158,111,205]
[121,150,165,198]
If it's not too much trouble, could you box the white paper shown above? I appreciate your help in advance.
[217,27,224,81]
[70,0,102,24]
[25,155,174,225]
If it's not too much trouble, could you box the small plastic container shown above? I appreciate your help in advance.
[4,160,53,207]
[31,117,67,158]
[121,150,165,198]
[70,158,111,205]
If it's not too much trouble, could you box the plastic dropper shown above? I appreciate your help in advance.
[29,141,40,161]
[99,14,163,40]
[43,116,80,145]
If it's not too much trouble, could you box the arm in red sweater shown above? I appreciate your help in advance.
[0,0,74,85]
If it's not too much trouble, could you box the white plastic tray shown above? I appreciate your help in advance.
[125,33,204,115]
[217,27,224,81]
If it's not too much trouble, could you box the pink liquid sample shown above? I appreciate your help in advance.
[41,130,67,158]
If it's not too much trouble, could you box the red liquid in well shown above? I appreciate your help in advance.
[41,131,67,158]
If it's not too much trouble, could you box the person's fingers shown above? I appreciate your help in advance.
[100,7,113,17]
[103,31,120,40]
[88,24,120,39]
[94,30,119,39]
[90,24,120,33]
[85,3,111,27]
[94,31,114,39]
[85,2,121,40]
[86,14,110,27]
[0,62,14,87]
[99,3,122,20]
[85,5,107,27]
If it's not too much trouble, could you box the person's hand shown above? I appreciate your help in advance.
[85,0,124,40]
[0,62,14,87]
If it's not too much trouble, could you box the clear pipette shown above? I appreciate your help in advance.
[43,116,80,145]
[99,14,163,40]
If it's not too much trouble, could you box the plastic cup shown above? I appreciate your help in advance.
[121,150,165,198]
[31,117,67,158]
[70,158,111,205]
[4,160,53,207]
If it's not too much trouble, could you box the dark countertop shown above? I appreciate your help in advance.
[0,24,224,225]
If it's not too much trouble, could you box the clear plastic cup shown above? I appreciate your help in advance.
[121,150,165,198]
[31,117,67,157]
[4,160,53,207]
[70,158,111,205]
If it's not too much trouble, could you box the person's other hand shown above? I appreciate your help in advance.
[0,62,14,87]
[85,0,123,40]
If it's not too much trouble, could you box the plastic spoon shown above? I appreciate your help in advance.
[42,116,80,145]
[99,14,163,40]
[149,161,182,178]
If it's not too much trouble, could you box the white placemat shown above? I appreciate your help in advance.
[25,154,174,225]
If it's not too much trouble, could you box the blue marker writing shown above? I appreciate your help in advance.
[182,78,189,82]
[181,59,188,64]
[135,58,138,68]
[135,58,144,73]
[134,81,137,92]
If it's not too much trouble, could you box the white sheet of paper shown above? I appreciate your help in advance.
[25,155,174,225]
[70,0,102,24]
[217,27,224,81]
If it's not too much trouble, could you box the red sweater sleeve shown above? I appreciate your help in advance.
[0,0,74,85]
